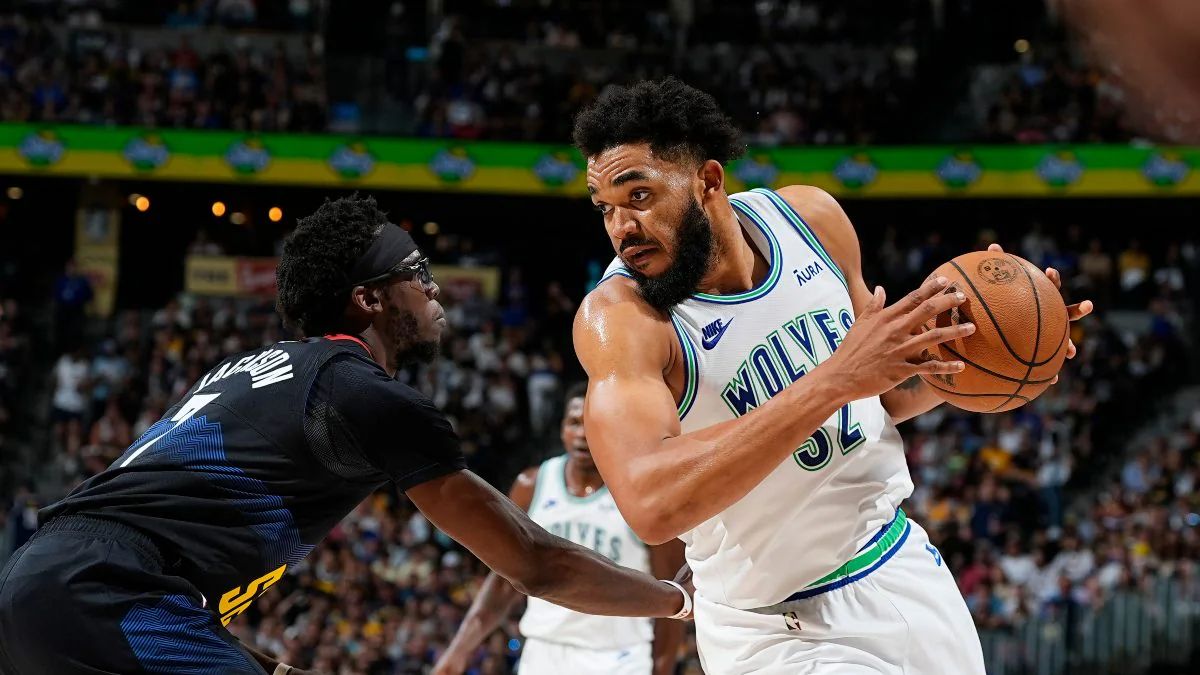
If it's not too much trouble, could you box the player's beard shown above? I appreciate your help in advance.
[626,198,715,312]
[383,300,440,370]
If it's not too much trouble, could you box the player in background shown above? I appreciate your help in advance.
[571,78,1093,674]
[434,382,686,675]
[0,194,691,675]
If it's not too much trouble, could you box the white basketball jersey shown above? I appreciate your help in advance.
[600,188,912,610]
[519,455,653,649]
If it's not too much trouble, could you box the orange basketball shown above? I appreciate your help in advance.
[918,251,1069,413]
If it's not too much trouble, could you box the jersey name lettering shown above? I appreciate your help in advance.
[196,348,294,393]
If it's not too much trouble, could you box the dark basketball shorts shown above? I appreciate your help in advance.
[0,515,268,675]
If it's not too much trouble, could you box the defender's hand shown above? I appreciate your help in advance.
[987,243,1094,382]
[826,275,974,401]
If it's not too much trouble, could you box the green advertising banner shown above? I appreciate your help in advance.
[1,124,1197,198]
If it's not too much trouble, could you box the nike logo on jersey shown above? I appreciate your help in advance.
[701,317,734,350]
[793,260,825,287]
[925,543,943,567]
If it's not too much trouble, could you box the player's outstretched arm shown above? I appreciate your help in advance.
[408,470,689,619]
[575,272,972,545]
[433,468,538,675]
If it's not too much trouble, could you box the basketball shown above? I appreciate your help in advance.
[918,251,1069,413]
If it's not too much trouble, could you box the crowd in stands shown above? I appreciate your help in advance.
[979,43,1139,144]
[0,1,1155,145]
[0,10,327,131]
[3,219,1193,673]
[16,0,326,32]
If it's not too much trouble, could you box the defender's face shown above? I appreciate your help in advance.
[587,143,695,279]
[387,251,446,344]
[561,396,590,463]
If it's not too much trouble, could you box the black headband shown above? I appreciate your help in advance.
[348,224,418,286]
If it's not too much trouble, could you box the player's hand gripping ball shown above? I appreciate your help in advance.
[918,246,1092,413]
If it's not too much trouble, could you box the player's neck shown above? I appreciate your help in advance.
[358,326,394,377]
[565,458,604,497]
[698,214,768,296]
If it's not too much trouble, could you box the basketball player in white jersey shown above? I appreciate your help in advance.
[433,383,686,675]
[570,78,1093,675]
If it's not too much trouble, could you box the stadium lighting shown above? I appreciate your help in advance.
[135,196,150,212]
[128,193,142,205]
[230,212,247,226]
[1015,39,1030,54]
[212,201,227,217]
[268,207,283,222]
[423,221,439,235]
[6,187,22,200]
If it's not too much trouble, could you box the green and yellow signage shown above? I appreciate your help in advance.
[1,124,1197,198]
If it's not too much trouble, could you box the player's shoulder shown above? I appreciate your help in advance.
[510,464,543,509]
[575,278,674,367]
[577,275,671,335]
[772,184,860,264]
[771,184,847,222]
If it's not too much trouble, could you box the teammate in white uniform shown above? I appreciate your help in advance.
[570,78,1092,674]
[434,383,686,675]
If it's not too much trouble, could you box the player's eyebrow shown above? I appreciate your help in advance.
[588,169,650,196]
[611,169,649,187]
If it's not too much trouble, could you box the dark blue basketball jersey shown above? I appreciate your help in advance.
[40,336,466,627]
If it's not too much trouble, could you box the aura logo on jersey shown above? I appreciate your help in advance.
[720,307,865,471]
[545,520,623,563]
[793,259,825,287]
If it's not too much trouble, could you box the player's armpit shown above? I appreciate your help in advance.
[574,281,848,545]
[407,470,686,618]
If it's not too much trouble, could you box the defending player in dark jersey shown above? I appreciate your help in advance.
[0,194,691,675]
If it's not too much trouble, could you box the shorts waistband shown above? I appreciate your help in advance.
[747,509,911,615]
[34,514,166,570]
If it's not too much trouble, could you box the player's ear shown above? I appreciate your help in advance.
[347,285,383,314]
[698,159,724,199]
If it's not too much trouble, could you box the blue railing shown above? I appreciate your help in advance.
[980,576,1200,674]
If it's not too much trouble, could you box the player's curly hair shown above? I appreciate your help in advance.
[276,193,389,338]
[572,77,745,166]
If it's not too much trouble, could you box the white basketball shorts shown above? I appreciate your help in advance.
[517,638,652,675]
[693,510,986,675]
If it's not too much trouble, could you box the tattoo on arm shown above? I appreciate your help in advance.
[897,376,922,391]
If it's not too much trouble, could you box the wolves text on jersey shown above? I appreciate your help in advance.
[718,306,866,471]
[545,519,625,563]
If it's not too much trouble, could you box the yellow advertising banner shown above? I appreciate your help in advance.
[74,208,120,318]
[185,256,239,296]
